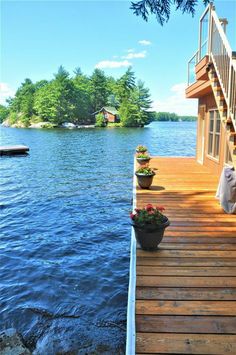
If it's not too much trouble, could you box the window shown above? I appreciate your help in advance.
[208,110,221,159]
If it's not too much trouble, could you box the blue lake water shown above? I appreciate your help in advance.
[0,122,196,354]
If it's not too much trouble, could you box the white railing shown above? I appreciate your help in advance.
[210,8,236,128]
[188,51,199,85]
[187,3,236,129]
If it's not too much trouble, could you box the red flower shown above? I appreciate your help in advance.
[145,204,153,211]
[156,205,165,212]
[130,212,136,220]
[135,208,141,213]
[148,210,155,214]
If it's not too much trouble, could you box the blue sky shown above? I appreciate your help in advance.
[1,0,236,115]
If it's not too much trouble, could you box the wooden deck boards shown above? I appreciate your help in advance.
[135,157,236,354]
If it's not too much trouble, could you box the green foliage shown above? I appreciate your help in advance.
[89,69,108,112]
[34,67,77,124]
[130,204,166,226]
[0,105,9,122]
[6,65,153,128]
[136,145,148,152]
[116,67,136,102]
[154,112,197,121]
[95,113,107,127]
[8,112,18,125]
[73,69,92,123]
[136,166,155,175]
[136,153,150,159]
[130,0,210,25]
[107,122,123,127]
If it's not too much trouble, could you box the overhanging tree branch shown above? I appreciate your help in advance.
[130,0,211,25]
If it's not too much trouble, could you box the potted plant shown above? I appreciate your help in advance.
[136,145,148,153]
[130,204,170,250]
[136,153,151,166]
[135,166,155,189]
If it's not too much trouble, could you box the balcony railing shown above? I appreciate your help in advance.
[187,3,236,129]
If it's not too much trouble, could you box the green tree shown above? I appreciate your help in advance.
[131,80,153,125]
[8,79,36,125]
[73,68,92,123]
[116,67,136,102]
[119,100,140,127]
[89,69,108,112]
[34,66,77,124]
[0,105,9,122]
[130,0,209,25]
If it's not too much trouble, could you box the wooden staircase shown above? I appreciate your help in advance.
[208,66,236,166]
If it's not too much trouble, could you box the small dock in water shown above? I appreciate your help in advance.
[127,157,236,355]
[0,145,29,155]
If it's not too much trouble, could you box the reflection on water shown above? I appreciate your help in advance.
[0,122,196,354]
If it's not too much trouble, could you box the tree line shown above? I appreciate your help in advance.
[1,66,154,127]
[153,112,197,122]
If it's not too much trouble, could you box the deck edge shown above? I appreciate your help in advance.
[126,158,137,355]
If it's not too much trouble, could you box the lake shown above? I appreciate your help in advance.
[0,122,196,354]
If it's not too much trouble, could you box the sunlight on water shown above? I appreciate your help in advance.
[0,122,196,354]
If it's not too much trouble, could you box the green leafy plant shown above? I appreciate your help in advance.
[95,113,107,127]
[136,145,147,152]
[130,204,166,226]
[136,153,150,159]
[136,166,155,175]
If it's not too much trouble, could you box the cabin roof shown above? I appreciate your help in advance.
[93,106,119,115]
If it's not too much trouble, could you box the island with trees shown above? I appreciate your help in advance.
[1,66,154,128]
[0,66,196,129]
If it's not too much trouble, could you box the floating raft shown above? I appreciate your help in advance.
[0,145,29,155]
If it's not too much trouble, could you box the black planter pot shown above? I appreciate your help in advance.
[135,172,155,189]
[132,218,170,250]
[136,149,147,154]
[136,157,151,166]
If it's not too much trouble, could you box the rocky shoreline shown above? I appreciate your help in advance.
[1,120,95,129]
[0,329,31,355]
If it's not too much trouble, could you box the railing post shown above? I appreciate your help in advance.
[208,3,213,57]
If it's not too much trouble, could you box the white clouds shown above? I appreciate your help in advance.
[139,40,152,46]
[95,60,131,69]
[123,50,147,59]
[0,83,15,105]
[152,83,198,116]
[95,40,151,70]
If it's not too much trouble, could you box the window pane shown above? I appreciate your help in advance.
[216,117,221,133]
[208,133,213,155]
[209,111,214,132]
[214,134,220,158]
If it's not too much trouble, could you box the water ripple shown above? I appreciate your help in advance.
[0,122,196,354]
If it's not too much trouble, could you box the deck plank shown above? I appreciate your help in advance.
[135,157,236,354]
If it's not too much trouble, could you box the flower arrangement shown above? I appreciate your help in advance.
[136,166,155,175]
[130,204,167,226]
[136,145,147,153]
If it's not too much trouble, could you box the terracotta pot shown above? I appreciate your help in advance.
[135,173,155,189]
[132,218,170,250]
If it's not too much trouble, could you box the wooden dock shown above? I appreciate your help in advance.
[0,145,29,155]
[129,157,236,354]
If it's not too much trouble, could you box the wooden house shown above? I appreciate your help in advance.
[186,3,236,174]
[93,106,120,123]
